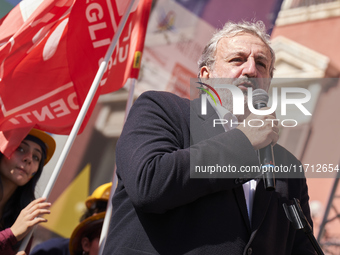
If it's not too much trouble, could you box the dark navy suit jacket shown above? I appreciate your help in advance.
[103,91,316,255]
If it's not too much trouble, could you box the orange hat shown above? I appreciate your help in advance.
[26,128,56,165]
[69,212,105,255]
[85,182,112,209]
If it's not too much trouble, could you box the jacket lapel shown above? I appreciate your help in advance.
[233,187,252,233]
[190,97,224,144]
[251,179,274,231]
[190,97,252,233]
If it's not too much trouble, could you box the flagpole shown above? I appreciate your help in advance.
[98,77,137,255]
[19,0,136,251]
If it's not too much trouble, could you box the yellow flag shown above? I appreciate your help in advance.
[43,164,90,237]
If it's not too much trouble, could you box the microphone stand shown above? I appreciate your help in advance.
[283,198,325,255]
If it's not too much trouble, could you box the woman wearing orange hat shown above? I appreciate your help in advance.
[0,128,56,255]
[69,212,105,255]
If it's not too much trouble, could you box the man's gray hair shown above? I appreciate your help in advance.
[197,20,275,78]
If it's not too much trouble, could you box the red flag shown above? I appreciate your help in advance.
[0,0,152,157]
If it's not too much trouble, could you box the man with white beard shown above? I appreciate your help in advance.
[103,20,316,255]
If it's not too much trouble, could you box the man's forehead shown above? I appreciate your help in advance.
[217,33,270,53]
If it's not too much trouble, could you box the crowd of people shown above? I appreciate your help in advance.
[30,183,111,255]
[0,20,319,255]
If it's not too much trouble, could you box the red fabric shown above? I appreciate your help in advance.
[0,0,152,157]
[0,228,33,254]
[0,228,17,254]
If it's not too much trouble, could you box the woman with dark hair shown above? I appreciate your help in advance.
[0,128,56,255]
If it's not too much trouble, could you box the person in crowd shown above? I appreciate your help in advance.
[30,182,112,255]
[102,20,317,254]
[69,212,105,255]
[0,128,56,255]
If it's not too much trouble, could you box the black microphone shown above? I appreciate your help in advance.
[252,89,276,191]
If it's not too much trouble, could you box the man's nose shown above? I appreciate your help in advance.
[241,58,257,78]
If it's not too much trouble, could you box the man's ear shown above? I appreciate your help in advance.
[200,66,210,79]
[81,237,91,252]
